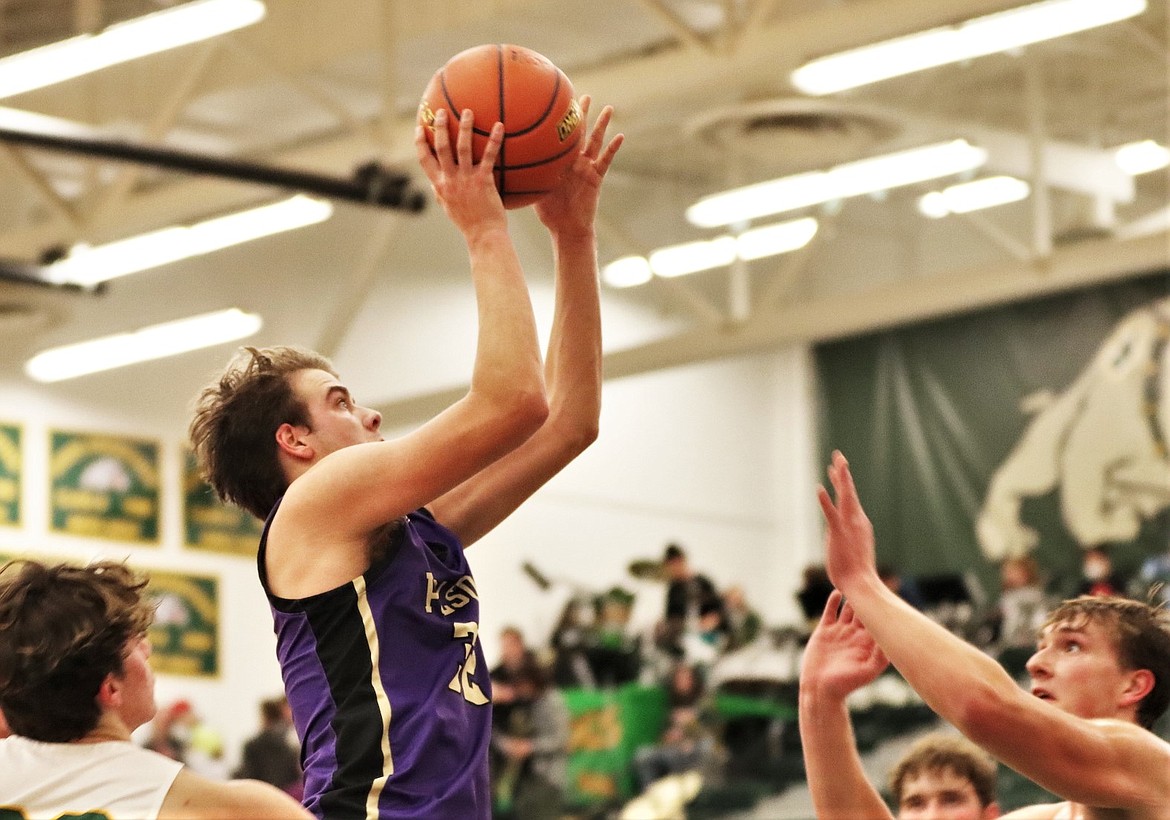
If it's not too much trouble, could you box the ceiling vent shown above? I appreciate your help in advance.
[686,98,904,173]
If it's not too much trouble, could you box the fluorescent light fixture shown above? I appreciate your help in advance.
[25,308,262,382]
[687,140,987,228]
[735,217,819,259]
[918,176,1030,218]
[46,195,333,287]
[0,0,266,99]
[602,256,653,288]
[607,217,818,285]
[651,236,738,278]
[1113,140,1170,175]
[792,0,1146,95]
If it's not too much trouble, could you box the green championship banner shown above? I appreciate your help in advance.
[49,430,160,544]
[564,684,668,806]
[0,423,20,527]
[145,568,219,678]
[182,451,262,557]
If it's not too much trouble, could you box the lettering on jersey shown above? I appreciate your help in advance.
[423,572,479,615]
[448,621,489,705]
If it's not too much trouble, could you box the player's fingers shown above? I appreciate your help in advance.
[594,133,624,177]
[478,121,504,169]
[415,124,439,176]
[816,485,838,522]
[432,108,453,169]
[821,589,843,625]
[839,599,856,624]
[456,109,475,167]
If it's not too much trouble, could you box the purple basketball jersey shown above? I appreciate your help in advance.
[259,503,492,819]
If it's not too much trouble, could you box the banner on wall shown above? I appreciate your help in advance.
[182,451,262,557]
[145,568,220,678]
[0,423,20,527]
[815,271,1170,592]
[48,430,160,544]
[0,549,219,679]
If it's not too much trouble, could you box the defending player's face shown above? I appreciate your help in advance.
[292,369,383,457]
[1026,618,1130,720]
[898,769,996,820]
[117,635,158,731]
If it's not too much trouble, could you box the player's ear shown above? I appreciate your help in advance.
[96,673,121,710]
[1119,668,1155,710]
[275,423,314,461]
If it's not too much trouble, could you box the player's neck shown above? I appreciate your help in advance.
[76,714,134,744]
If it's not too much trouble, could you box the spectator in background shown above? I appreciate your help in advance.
[145,699,196,763]
[632,661,720,794]
[235,696,302,799]
[994,556,1049,646]
[721,585,762,651]
[658,544,725,659]
[491,661,570,820]
[878,564,926,610]
[1133,546,1170,605]
[1076,546,1128,598]
[795,564,834,632]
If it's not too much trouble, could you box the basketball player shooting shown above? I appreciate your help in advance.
[188,98,621,819]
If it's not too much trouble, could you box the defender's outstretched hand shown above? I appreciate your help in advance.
[817,451,878,592]
[802,590,889,701]
[534,97,624,237]
[416,107,507,237]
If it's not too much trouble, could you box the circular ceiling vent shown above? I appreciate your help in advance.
[686,98,903,172]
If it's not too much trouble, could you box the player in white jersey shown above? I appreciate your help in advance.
[0,559,309,820]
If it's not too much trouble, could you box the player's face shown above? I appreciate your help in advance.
[292,369,383,457]
[116,635,157,731]
[1026,618,1128,720]
[898,769,996,820]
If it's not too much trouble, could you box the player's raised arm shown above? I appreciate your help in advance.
[799,589,895,820]
[429,99,623,546]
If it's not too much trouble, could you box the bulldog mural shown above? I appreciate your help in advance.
[977,296,1170,560]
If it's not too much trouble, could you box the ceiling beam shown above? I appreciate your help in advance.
[371,231,1170,424]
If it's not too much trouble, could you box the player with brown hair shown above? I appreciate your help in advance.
[0,559,310,819]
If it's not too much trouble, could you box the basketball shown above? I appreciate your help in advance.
[418,43,584,208]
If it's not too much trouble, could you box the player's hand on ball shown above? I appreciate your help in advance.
[416,107,507,235]
[534,97,624,238]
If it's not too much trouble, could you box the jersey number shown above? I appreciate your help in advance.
[448,621,489,705]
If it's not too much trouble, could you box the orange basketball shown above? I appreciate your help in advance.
[418,44,584,209]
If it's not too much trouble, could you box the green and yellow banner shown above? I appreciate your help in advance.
[0,424,20,527]
[145,568,220,678]
[182,451,262,557]
[49,430,160,544]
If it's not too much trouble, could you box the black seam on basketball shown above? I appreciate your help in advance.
[505,72,562,138]
[498,129,583,171]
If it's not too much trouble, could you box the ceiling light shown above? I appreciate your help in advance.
[791,0,1147,95]
[45,195,333,287]
[607,217,819,285]
[687,140,987,228]
[651,236,738,278]
[602,256,653,289]
[1113,140,1170,175]
[735,217,819,259]
[918,176,1031,218]
[0,0,266,100]
[25,308,262,383]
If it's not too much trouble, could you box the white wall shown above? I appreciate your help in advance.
[0,342,824,767]
[0,379,286,771]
